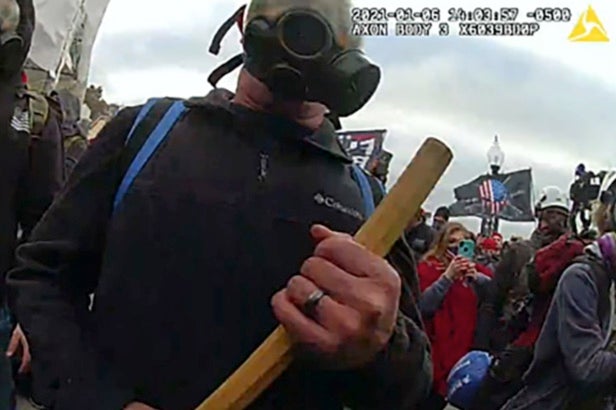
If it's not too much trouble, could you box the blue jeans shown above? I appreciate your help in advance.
[0,308,14,410]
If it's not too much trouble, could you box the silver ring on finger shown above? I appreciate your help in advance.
[303,289,326,319]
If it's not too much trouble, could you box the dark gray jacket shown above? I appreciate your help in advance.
[8,94,432,410]
[502,244,616,410]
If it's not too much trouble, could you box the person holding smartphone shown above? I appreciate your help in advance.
[417,222,493,410]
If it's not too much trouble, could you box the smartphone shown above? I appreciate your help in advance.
[457,239,475,259]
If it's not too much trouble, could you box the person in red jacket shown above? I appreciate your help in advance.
[417,222,493,410]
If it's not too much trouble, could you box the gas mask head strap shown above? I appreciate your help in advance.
[207,54,243,87]
[209,4,245,55]
[207,5,246,87]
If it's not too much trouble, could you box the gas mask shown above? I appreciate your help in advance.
[208,4,381,117]
[0,0,23,76]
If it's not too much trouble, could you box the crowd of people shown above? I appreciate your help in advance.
[1,1,616,410]
[401,182,616,410]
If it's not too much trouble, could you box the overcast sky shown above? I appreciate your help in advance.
[88,0,616,237]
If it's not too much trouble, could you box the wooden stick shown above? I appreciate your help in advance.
[196,137,453,410]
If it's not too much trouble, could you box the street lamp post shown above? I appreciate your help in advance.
[487,135,505,175]
[482,135,505,235]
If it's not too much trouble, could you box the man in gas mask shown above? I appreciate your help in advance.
[8,1,431,409]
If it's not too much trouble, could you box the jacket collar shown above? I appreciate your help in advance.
[186,89,352,163]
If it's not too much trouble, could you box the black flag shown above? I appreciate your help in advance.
[337,129,386,170]
[449,169,534,222]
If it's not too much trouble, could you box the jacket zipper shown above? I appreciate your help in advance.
[258,153,268,182]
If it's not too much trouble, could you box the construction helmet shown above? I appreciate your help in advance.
[536,186,569,214]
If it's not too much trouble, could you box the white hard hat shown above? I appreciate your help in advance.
[537,186,569,213]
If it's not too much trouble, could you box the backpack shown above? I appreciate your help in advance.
[112,97,385,217]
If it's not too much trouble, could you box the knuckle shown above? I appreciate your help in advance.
[287,275,302,289]
[386,270,402,294]
[315,236,347,256]
[338,317,363,341]
[336,232,353,241]
[363,294,386,321]
[300,256,321,276]
[270,290,284,307]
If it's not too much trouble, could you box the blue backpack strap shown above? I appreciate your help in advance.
[113,100,186,211]
[124,97,158,143]
[351,164,376,217]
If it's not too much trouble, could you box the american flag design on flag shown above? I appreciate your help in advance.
[10,106,30,133]
[479,178,509,215]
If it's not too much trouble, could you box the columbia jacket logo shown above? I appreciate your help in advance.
[313,192,363,220]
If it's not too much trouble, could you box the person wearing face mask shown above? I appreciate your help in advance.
[501,171,616,409]
[7,1,432,409]
[417,222,492,410]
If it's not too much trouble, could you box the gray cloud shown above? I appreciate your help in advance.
[360,36,614,169]
[89,22,616,237]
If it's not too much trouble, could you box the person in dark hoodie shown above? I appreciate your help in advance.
[7,2,432,410]
[502,171,616,409]
[432,206,449,232]
[405,208,435,257]
[0,1,64,408]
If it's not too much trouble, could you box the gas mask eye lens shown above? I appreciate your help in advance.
[279,12,331,58]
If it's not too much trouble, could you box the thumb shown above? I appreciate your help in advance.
[6,330,19,356]
[310,224,336,243]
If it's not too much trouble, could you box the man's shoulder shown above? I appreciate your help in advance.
[95,92,237,158]
[558,261,599,294]
[115,90,236,129]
